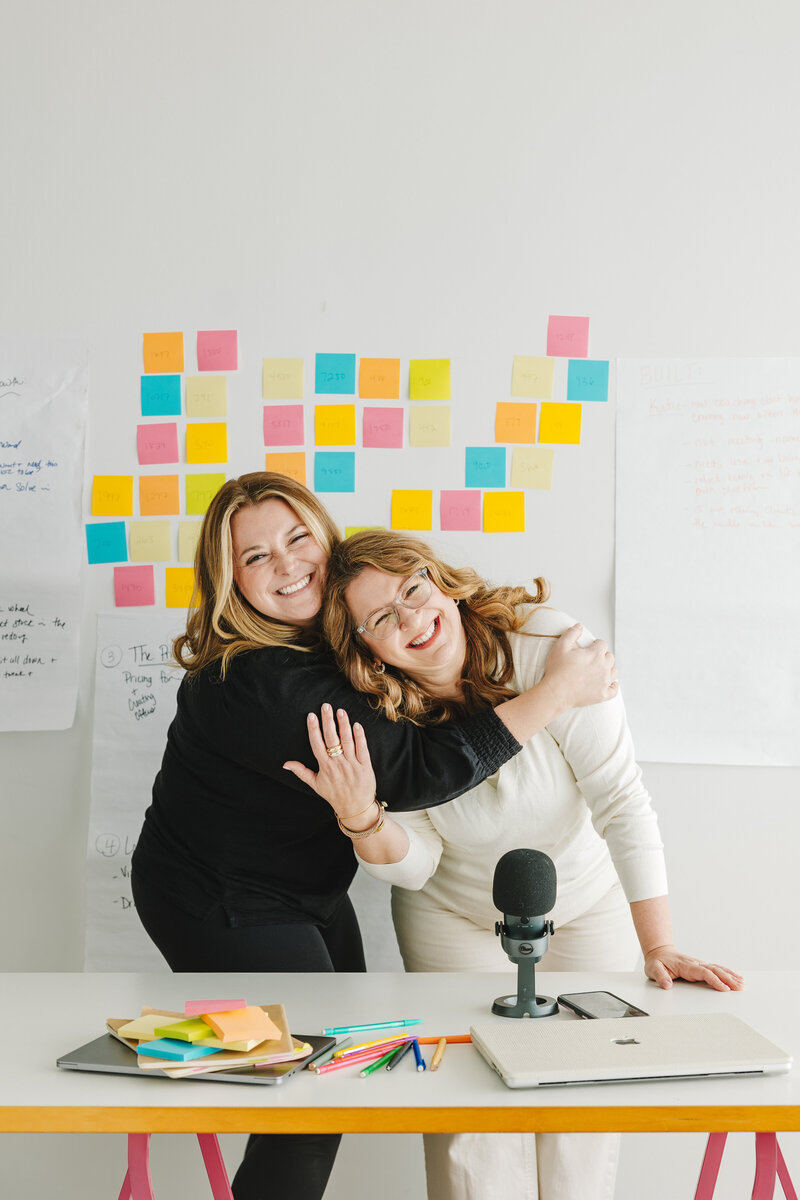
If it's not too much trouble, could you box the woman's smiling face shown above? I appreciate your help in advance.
[231,498,329,627]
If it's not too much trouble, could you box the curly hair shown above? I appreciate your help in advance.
[322,530,550,724]
[174,472,341,677]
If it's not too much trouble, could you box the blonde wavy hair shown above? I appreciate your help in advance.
[322,530,550,724]
[175,472,341,677]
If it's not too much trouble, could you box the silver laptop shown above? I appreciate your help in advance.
[469,1013,792,1089]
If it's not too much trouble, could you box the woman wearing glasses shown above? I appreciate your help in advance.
[131,472,619,1200]
[286,528,742,1200]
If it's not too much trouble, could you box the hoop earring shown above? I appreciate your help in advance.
[373,661,385,675]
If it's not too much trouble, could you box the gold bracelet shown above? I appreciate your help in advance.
[337,801,387,839]
[334,795,378,822]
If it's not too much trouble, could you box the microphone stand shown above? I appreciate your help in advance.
[492,917,558,1018]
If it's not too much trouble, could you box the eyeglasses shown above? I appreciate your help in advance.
[354,568,432,640]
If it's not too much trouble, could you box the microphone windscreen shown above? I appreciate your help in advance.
[492,848,556,915]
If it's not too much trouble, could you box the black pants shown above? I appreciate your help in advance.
[132,873,366,1200]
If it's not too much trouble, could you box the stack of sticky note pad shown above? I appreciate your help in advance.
[107,998,308,1078]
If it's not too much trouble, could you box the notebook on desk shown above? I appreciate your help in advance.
[469,1013,792,1089]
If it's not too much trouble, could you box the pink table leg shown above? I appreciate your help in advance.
[119,1134,155,1200]
[752,1132,778,1200]
[196,1134,234,1200]
[777,1141,799,1200]
[695,1133,728,1200]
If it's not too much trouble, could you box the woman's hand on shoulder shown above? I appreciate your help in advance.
[542,623,619,710]
[644,945,745,992]
[283,703,377,818]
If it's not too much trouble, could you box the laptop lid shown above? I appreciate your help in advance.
[469,1013,792,1089]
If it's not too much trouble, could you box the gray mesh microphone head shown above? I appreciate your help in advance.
[492,848,556,915]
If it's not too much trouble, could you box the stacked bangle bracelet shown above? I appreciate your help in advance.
[335,797,387,839]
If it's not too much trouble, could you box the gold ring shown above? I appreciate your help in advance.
[326,743,344,758]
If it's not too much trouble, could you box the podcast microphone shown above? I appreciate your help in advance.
[491,848,558,1018]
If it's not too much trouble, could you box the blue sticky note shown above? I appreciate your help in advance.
[137,1038,221,1061]
[86,521,128,564]
[141,374,182,416]
[315,353,356,395]
[314,451,356,492]
[566,359,609,403]
[465,447,506,489]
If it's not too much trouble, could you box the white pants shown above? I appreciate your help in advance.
[391,882,640,1200]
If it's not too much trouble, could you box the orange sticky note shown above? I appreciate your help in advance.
[510,447,554,490]
[538,402,582,445]
[143,331,184,374]
[511,356,554,399]
[139,474,180,516]
[186,422,228,464]
[186,473,226,515]
[265,451,306,484]
[314,404,356,446]
[92,475,133,517]
[495,403,537,444]
[359,357,400,399]
[165,566,198,608]
[201,1006,281,1045]
[484,491,525,533]
[391,490,433,530]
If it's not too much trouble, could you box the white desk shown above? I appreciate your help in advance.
[1,971,797,1135]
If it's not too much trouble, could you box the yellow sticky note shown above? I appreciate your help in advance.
[409,406,451,447]
[314,404,356,446]
[345,526,385,538]
[186,473,226,515]
[186,422,228,464]
[495,402,537,444]
[262,357,304,399]
[166,566,198,608]
[178,520,202,563]
[92,475,133,516]
[391,490,433,530]
[484,491,525,533]
[539,402,582,445]
[265,451,306,484]
[129,520,172,562]
[143,331,184,374]
[359,357,400,399]
[409,358,451,401]
[511,356,554,399]
[510,447,554,490]
[139,475,180,517]
[185,376,227,418]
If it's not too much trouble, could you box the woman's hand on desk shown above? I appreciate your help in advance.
[644,945,745,992]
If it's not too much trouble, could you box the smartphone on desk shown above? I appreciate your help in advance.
[557,990,648,1019]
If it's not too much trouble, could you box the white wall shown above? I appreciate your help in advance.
[2,1,798,1194]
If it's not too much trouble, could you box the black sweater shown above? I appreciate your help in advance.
[132,644,521,927]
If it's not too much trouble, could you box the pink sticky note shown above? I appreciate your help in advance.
[264,404,305,447]
[137,422,179,465]
[197,329,238,372]
[185,998,247,1017]
[546,315,590,358]
[440,490,482,531]
[363,407,404,449]
[113,565,155,607]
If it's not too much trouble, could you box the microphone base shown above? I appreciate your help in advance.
[492,993,558,1019]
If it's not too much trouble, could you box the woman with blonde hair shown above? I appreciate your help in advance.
[132,473,620,1200]
[287,528,743,1200]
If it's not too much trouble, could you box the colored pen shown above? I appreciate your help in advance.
[314,1047,392,1075]
[411,1038,426,1072]
[430,1037,447,1071]
[322,1019,422,1036]
[334,1037,411,1060]
[384,1039,415,1072]
[416,1035,472,1045]
[360,1047,400,1077]
[308,1036,352,1069]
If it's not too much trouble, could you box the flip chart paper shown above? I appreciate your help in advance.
[186,473,225,515]
[137,423,179,465]
[409,358,450,401]
[264,405,304,446]
[409,406,450,447]
[511,356,554,399]
[178,520,202,562]
[567,359,609,402]
[265,451,306,484]
[114,565,155,607]
[510,446,554,490]
[186,376,227,417]
[546,315,589,358]
[314,452,355,492]
[141,374,181,416]
[465,447,505,488]
[359,357,400,399]
[143,331,184,374]
[440,490,481,531]
[186,422,228,464]
[129,520,171,562]
[363,407,403,448]
[86,522,128,564]
[484,491,525,532]
[93,475,134,516]
[616,356,800,765]
[495,402,537,443]
[262,358,304,399]
[391,490,433,530]
[538,402,582,444]
[139,475,180,517]
[314,404,356,446]
[315,353,356,395]
[166,566,197,608]
[197,329,238,372]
